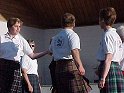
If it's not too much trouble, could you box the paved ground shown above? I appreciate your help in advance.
[41,83,100,93]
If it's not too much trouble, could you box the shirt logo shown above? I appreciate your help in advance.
[54,36,64,48]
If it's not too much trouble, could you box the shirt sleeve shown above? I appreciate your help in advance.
[21,37,33,55]
[69,33,80,50]
[49,37,54,52]
[49,44,52,52]
[21,55,29,69]
[103,33,114,54]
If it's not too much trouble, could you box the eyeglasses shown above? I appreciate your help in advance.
[30,45,35,47]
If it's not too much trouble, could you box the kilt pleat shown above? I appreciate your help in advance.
[0,58,21,93]
[55,60,90,93]
[98,62,124,93]
[22,74,41,93]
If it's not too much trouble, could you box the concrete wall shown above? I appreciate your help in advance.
[0,21,123,85]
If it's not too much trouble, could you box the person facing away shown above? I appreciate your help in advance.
[21,39,41,93]
[0,17,49,93]
[97,7,124,93]
[49,13,91,93]
[117,26,124,75]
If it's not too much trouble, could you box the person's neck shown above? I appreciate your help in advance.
[103,26,112,31]
[64,27,74,30]
[8,32,16,38]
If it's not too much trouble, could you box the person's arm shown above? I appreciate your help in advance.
[22,68,33,93]
[22,36,50,59]
[98,53,113,88]
[98,33,114,88]
[71,48,85,75]
[28,50,49,59]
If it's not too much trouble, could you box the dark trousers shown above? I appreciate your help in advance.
[49,59,57,93]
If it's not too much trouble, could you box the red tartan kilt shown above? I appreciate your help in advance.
[55,60,91,93]
[122,71,124,76]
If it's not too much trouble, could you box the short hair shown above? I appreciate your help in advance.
[27,39,35,44]
[117,25,124,38]
[7,17,23,28]
[99,7,116,26]
[61,13,75,27]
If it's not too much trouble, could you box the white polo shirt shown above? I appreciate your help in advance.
[97,28,123,62]
[0,33,33,62]
[120,43,124,70]
[49,28,80,61]
[21,54,38,75]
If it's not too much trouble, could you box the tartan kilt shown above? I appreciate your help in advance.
[22,74,41,93]
[0,58,21,93]
[98,62,124,93]
[55,59,90,93]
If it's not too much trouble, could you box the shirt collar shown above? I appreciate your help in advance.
[5,32,19,39]
[105,27,116,32]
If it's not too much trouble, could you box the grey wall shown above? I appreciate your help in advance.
[0,21,123,85]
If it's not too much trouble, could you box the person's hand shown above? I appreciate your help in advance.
[46,50,50,54]
[98,79,105,89]
[28,85,33,93]
[46,50,52,55]
[78,65,85,75]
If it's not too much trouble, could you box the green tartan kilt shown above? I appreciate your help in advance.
[98,62,124,93]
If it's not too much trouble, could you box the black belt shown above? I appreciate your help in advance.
[0,58,19,63]
[56,59,73,62]
[27,74,37,76]
[99,60,104,63]
[99,60,118,63]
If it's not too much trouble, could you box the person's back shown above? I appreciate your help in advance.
[49,13,91,93]
[51,28,79,61]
